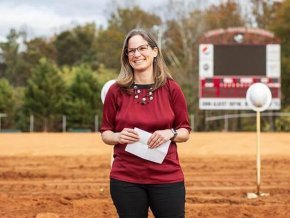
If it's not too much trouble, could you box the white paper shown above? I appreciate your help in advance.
[125,128,171,164]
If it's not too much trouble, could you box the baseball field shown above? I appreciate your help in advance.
[0,133,289,218]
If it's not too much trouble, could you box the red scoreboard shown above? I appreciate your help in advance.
[199,28,281,110]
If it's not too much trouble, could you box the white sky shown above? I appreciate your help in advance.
[0,0,223,41]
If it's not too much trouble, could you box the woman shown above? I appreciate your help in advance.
[101,28,191,218]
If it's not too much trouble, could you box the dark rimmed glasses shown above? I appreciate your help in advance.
[125,44,150,57]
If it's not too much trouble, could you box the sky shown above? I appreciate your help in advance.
[0,0,223,42]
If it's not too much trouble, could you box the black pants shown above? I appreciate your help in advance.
[110,178,185,218]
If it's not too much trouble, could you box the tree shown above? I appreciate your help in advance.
[23,58,66,131]
[0,29,29,86]
[0,79,15,129]
[275,106,290,131]
[24,37,57,66]
[95,29,124,69]
[203,0,245,30]
[96,64,118,85]
[108,6,161,34]
[53,23,99,68]
[0,79,14,112]
[270,0,290,107]
[65,65,101,130]
[249,0,281,29]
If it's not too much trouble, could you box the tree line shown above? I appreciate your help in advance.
[0,0,290,132]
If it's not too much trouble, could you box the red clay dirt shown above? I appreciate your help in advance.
[0,133,289,218]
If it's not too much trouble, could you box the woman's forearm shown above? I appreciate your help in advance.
[101,128,189,146]
[173,128,190,143]
[101,130,120,145]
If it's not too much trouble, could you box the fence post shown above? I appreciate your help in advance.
[224,114,229,132]
[62,115,66,132]
[95,115,99,132]
[30,115,34,132]
[190,114,194,132]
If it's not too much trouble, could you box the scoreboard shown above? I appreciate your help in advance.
[199,43,281,110]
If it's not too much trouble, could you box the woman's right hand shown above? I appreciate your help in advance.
[116,128,140,144]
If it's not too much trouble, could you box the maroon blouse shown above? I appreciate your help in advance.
[100,79,191,184]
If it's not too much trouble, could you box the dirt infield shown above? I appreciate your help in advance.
[0,133,290,218]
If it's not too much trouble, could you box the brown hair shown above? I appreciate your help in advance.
[117,29,172,91]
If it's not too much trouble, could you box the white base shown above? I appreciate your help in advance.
[247,192,270,199]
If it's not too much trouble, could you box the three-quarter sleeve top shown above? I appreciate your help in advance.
[101,78,191,184]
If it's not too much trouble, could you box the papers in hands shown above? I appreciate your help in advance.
[125,128,171,164]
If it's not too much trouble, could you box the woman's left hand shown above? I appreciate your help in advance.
[147,129,173,149]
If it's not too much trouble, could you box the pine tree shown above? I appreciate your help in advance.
[0,79,15,129]
[65,65,101,131]
[24,58,66,131]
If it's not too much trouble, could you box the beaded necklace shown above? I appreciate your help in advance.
[132,83,154,105]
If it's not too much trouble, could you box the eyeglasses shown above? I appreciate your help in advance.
[125,44,150,57]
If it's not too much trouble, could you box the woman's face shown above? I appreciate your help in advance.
[126,35,158,73]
